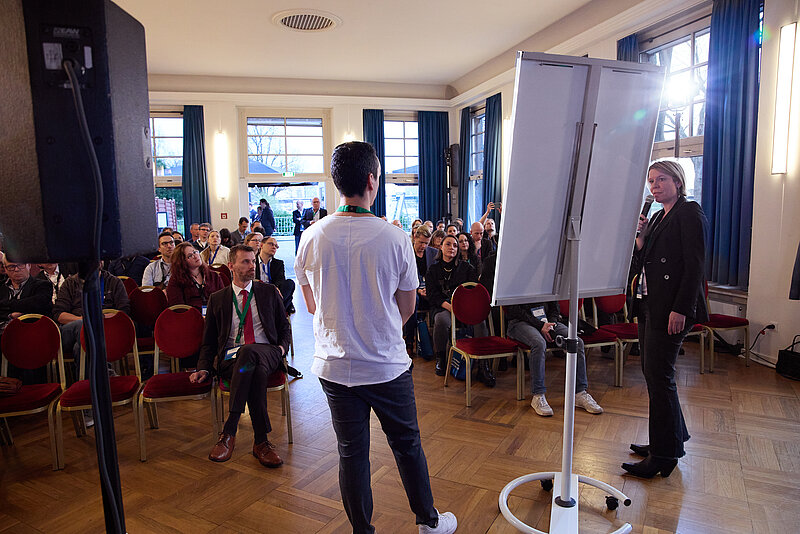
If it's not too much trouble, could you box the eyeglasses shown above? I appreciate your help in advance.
[159,240,175,247]
[185,250,200,258]
[4,264,24,271]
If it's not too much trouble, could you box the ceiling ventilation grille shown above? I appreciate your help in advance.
[273,10,341,32]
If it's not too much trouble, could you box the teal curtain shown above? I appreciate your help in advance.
[362,109,386,216]
[617,34,640,62]
[482,93,502,229]
[701,0,761,287]
[458,107,471,225]
[181,106,210,238]
[418,111,449,223]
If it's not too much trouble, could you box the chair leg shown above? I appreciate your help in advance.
[51,400,63,470]
[147,402,159,429]
[137,396,147,462]
[516,349,524,401]
[0,417,13,445]
[699,331,706,374]
[613,341,622,387]
[210,388,219,438]
[465,357,472,407]
[283,386,293,444]
[709,329,716,373]
[744,327,750,367]
[443,348,453,387]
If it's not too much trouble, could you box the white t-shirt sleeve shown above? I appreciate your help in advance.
[294,234,309,286]
[397,233,419,292]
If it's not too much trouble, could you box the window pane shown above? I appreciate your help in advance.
[248,136,286,155]
[468,178,484,224]
[385,156,405,174]
[666,70,693,107]
[155,157,182,176]
[405,121,418,139]
[471,152,484,172]
[694,30,710,64]
[385,139,405,157]
[154,137,183,157]
[286,125,322,136]
[153,117,183,137]
[405,139,419,157]
[248,117,285,126]
[247,124,285,136]
[249,156,284,174]
[286,136,323,155]
[155,186,184,233]
[386,183,419,229]
[694,65,707,101]
[654,110,672,143]
[384,121,404,138]
[692,102,706,136]
[669,39,692,72]
[472,133,484,154]
[287,155,324,174]
[285,117,322,127]
[406,157,418,173]
[478,115,485,133]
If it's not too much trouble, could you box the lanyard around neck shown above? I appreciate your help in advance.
[232,287,255,344]
[210,247,219,264]
[261,260,271,282]
[336,205,373,214]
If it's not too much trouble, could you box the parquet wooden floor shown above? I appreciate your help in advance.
[2,299,799,533]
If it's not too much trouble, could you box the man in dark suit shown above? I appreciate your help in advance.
[0,257,55,383]
[230,217,250,245]
[255,237,295,314]
[301,197,327,229]
[191,222,211,252]
[292,200,304,251]
[190,244,291,467]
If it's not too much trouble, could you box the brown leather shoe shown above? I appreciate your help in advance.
[209,433,235,462]
[252,440,283,468]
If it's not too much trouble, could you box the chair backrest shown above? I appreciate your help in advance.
[79,310,140,379]
[558,298,584,318]
[118,275,138,296]
[154,305,205,360]
[451,282,490,326]
[130,286,168,328]
[1,314,65,388]
[209,264,232,285]
[594,294,626,315]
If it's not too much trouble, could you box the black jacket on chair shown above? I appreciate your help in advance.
[632,197,709,329]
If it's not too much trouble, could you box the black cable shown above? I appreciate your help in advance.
[64,59,124,533]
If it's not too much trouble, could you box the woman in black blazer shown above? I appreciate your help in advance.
[623,160,709,478]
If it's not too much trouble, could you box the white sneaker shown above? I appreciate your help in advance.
[575,390,603,414]
[419,510,457,534]
[531,393,554,417]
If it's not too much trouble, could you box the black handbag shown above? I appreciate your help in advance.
[776,335,800,381]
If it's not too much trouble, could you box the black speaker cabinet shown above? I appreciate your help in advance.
[447,143,461,188]
[0,0,156,262]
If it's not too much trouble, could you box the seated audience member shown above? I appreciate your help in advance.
[1,257,54,383]
[172,231,184,244]
[230,217,250,245]
[424,220,435,232]
[142,231,175,287]
[201,230,230,266]
[53,266,130,363]
[454,218,464,232]
[470,221,496,262]
[457,232,480,273]
[392,219,404,229]
[166,242,225,311]
[108,254,150,286]
[425,229,446,270]
[255,237,295,314]
[403,225,432,355]
[506,301,603,417]
[484,218,498,244]
[192,222,211,252]
[411,218,423,233]
[189,244,291,467]
[426,235,493,384]
[445,224,458,237]
[244,231,264,254]
[219,228,233,249]
[251,221,266,236]
[37,263,72,303]
[0,251,5,280]
[188,223,200,243]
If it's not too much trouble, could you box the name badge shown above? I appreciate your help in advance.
[202,305,207,317]
[531,305,547,321]
[224,347,240,361]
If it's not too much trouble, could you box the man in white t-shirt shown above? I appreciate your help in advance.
[295,142,457,534]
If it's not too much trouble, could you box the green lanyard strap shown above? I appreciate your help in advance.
[232,287,255,344]
[336,205,374,214]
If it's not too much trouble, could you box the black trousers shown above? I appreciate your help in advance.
[638,303,691,459]
[218,344,283,443]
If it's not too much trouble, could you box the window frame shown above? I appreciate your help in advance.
[239,107,331,182]
[383,112,419,184]
[150,111,184,186]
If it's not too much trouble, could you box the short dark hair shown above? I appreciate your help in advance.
[229,244,255,264]
[445,224,458,233]
[259,198,267,204]
[331,141,379,198]
[238,216,248,225]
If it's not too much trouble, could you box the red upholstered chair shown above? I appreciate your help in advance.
[209,264,232,286]
[687,324,708,374]
[595,294,639,387]
[559,299,622,387]
[701,282,749,372]
[444,283,524,407]
[55,310,143,469]
[129,286,168,371]
[0,314,65,470]
[213,355,293,443]
[136,305,215,461]
[118,275,138,296]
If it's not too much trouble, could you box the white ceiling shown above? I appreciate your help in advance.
[116,0,594,86]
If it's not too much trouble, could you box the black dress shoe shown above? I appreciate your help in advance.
[621,455,677,478]
[630,443,650,457]
[477,363,496,388]
[435,357,446,376]
[287,365,303,379]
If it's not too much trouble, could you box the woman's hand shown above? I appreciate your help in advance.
[637,214,647,233]
[442,301,453,312]
[667,311,686,335]
[189,370,209,383]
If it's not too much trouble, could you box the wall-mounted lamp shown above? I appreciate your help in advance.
[772,22,796,174]
[343,132,356,142]
[214,130,230,200]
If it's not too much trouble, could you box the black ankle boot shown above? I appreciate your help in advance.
[621,455,677,478]
[477,361,496,388]
[434,353,447,376]
[629,443,650,457]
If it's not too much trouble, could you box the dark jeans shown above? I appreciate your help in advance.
[638,302,692,459]
[319,369,437,533]
[218,343,283,443]
[295,233,302,252]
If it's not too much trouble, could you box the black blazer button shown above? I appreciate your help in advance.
[661,257,667,263]
[664,274,670,280]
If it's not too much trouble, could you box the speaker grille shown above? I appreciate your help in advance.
[274,10,340,32]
